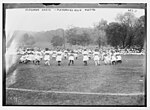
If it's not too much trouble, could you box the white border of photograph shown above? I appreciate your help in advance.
[0,0,149,110]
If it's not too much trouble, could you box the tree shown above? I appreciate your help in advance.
[22,33,36,46]
[94,30,106,48]
[51,35,64,47]
[133,15,145,51]
[66,27,78,45]
[115,12,138,48]
[106,22,127,48]
[94,19,108,48]
[66,27,91,46]
[78,31,91,46]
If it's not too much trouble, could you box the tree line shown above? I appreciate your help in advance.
[28,11,145,51]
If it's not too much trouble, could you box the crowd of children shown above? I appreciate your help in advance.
[18,47,123,66]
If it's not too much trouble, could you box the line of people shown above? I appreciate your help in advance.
[19,48,122,66]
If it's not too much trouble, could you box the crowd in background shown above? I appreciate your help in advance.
[17,47,145,66]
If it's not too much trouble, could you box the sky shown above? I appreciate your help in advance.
[6,8,145,32]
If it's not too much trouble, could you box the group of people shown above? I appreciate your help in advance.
[18,47,122,66]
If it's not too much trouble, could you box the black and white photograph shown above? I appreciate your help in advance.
[3,3,147,106]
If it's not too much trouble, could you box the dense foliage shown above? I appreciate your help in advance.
[18,11,145,50]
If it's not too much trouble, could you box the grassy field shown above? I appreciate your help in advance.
[5,55,146,106]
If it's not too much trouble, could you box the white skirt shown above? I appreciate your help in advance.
[26,55,34,61]
[94,56,100,61]
[20,56,26,61]
[111,56,116,62]
[44,55,50,61]
[68,56,74,61]
[104,56,111,63]
[83,56,89,61]
[56,56,62,61]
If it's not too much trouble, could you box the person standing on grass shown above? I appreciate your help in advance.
[111,53,117,65]
[52,50,57,59]
[82,49,89,66]
[63,50,68,59]
[104,54,111,65]
[93,49,100,66]
[68,50,75,66]
[56,50,63,66]
[34,50,42,65]
[44,48,50,66]
[25,51,33,64]
[19,54,27,64]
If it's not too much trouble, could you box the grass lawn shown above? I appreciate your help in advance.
[5,55,146,106]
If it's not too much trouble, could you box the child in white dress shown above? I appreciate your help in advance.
[56,50,63,66]
[93,49,100,66]
[68,51,75,66]
[44,48,50,66]
[82,49,89,66]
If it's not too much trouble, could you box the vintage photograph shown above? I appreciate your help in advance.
[3,3,146,106]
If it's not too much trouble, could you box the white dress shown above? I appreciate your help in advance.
[52,51,57,58]
[83,51,89,61]
[20,55,26,62]
[111,55,116,62]
[104,55,111,64]
[56,51,62,61]
[93,52,100,61]
[44,51,50,61]
[68,54,75,61]
[26,54,33,61]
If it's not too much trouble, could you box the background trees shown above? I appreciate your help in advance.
[133,15,145,51]
[49,15,145,50]
[51,35,64,47]
[15,11,145,50]
[22,33,36,46]
[93,19,108,48]
[106,12,145,49]
[65,27,91,46]
[115,12,138,48]
[106,22,128,48]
